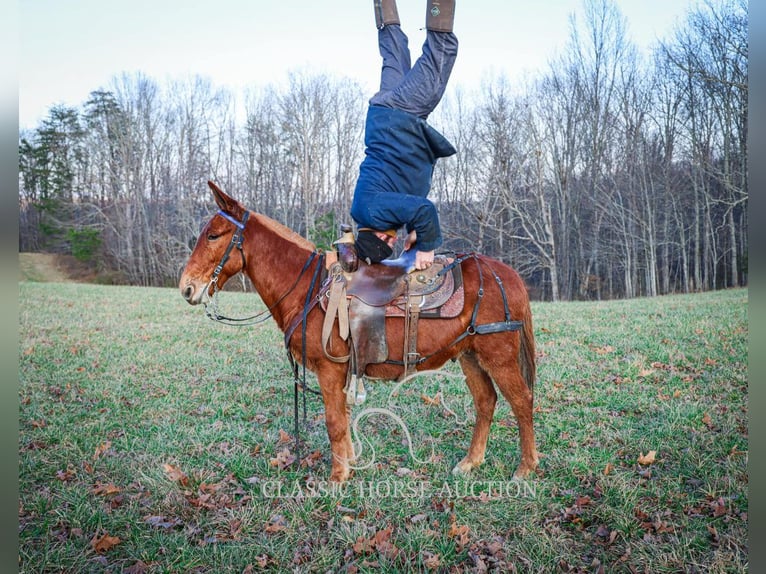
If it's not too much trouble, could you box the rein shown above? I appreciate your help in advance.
[285,253,326,464]
[200,206,326,461]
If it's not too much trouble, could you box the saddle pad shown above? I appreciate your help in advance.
[386,263,464,319]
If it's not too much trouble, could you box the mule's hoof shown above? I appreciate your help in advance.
[330,468,351,483]
[452,464,471,476]
[512,464,538,480]
[452,458,481,476]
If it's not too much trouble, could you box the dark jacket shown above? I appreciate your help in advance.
[350,105,456,252]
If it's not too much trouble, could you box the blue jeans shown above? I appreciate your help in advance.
[350,25,458,253]
[369,25,458,120]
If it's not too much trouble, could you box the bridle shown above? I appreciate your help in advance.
[203,208,287,326]
[208,209,250,289]
[202,208,321,328]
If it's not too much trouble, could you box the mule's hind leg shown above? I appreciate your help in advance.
[453,352,497,475]
[484,352,539,479]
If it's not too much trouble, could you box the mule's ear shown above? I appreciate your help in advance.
[208,180,232,210]
[208,181,245,219]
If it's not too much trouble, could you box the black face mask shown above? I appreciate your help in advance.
[355,231,393,264]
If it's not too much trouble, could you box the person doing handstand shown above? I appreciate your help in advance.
[350,0,458,271]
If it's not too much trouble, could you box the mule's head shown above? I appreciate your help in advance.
[179,181,248,305]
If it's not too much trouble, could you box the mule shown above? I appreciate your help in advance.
[179,181,539,483]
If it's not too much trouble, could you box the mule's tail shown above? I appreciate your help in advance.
[519,300,536,395]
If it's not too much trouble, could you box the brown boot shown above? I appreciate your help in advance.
[374,0,400,29]
[426,0,455,32]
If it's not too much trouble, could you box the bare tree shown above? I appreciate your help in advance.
[17,0,747,295]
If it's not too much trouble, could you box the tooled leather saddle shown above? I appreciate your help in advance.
[320,248,464,404]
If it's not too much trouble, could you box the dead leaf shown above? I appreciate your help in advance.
[595,524,610,538]
[198,482,219,494]
[711,497,728,517]
[277,429,293,445]
[592,345,615,355]
[702,412,713,428]
[123,561,152,574]
[637,451,657,465]
[144,515,183,529]
[729,445,746,457]
[353,526,399,559]
[91,482,121,496]
[90,532,121,553]
[603,463,614,476]
[93,441,112,460]
[292,541,313,565]
[421,393,440,406]
[264,514,288,533]
[422,551,442,570]
[448,522,471,550]
[56,468,76,482]
[634,508,651,524]
[300,450,323,468]
[707,524,720,547]
[269,448,296,470]
[592,525,618,546]
[162,463,189,486]
[374,526,398,559]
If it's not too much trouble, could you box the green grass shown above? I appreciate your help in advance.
[19,282,748,572]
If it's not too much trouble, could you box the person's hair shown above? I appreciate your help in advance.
[355,230,394,264]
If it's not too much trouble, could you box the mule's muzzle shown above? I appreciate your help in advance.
[180,279,207,305]
[182,284,195,303]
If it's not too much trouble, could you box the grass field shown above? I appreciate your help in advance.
[19,281,748,572]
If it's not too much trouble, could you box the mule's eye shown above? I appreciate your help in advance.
[207,233,221,241]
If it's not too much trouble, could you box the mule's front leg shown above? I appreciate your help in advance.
[318,371,355,482]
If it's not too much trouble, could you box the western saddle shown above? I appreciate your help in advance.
[320,227,464,406]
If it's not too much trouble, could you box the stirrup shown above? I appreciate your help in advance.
[345,374,367,406]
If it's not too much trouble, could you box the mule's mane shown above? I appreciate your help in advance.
[254,212,316,252]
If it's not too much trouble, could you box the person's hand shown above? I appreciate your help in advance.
[373,230,397,249]
[414,250,434,270]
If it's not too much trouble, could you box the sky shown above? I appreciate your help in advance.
[18,0,697,131]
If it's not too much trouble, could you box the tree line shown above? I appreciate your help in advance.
[18,0,747,300]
